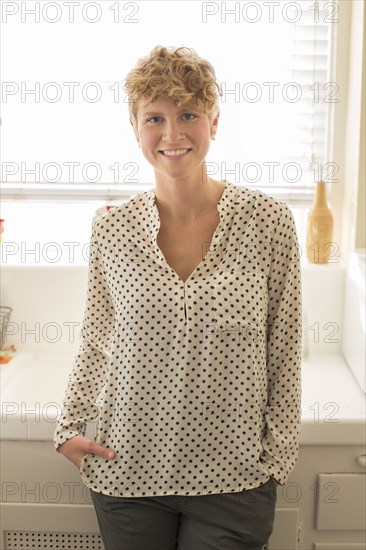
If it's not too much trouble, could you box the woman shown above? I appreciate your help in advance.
[54,45,302,550]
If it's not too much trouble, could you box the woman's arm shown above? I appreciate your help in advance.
[260,204,302,486]
[53,220,116,460]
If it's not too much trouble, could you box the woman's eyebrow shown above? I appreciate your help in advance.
[142,109,195,116]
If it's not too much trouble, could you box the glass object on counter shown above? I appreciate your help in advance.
[306,181,334,263]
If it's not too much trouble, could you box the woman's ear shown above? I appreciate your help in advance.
[211,110,220,140]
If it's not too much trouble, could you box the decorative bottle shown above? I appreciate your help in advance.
[306,180,334,263]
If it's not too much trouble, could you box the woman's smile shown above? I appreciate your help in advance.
[158,148,192,159]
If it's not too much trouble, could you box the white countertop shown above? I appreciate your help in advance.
[1,351,365,445]
[300,353,365,444]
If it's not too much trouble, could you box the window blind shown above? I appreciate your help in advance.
[1,0,337,205]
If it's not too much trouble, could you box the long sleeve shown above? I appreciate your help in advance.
[260,203,302,485]
[53,220,116,451]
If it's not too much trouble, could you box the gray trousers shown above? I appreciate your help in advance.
[90,477,277,550]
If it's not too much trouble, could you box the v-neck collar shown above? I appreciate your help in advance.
[147,180,238,283]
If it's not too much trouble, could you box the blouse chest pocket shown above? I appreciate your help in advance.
[213,269,268,324]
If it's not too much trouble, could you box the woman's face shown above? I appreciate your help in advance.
[131,96,219,182]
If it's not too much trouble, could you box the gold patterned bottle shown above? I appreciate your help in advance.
[306,180,334,263]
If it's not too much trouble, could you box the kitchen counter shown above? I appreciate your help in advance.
[1,351,365,445]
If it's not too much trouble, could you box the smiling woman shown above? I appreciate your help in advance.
[131,95,219,199]
[54,45,302,550]
[123,46,222,201]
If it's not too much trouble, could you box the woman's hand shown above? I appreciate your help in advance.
[58,435,116,470]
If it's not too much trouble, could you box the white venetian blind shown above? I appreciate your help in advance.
[1,0,337,205]
[274,0,337,204]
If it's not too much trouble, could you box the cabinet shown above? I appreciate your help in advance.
[267,508,300,549]
[266,445,366,549]
[1,442,365,549]
[316,473,366,531]
[0,441,100,550]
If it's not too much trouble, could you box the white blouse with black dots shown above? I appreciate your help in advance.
[53,179,302,498]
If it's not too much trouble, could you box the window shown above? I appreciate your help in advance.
[1,0,338,207]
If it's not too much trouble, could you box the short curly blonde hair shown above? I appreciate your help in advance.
[123,45,222,129]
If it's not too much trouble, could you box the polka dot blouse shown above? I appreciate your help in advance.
[53,179,302,498]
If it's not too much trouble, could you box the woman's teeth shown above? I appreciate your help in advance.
[160,149,191,157]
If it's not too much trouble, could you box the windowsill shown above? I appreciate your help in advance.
[0,197,318,266]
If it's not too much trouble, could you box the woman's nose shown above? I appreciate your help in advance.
[162,120,185,142]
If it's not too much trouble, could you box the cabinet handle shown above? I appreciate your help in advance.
[356,455,366,468]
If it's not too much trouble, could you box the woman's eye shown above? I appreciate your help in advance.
[182,113,196,120]
[146,113,197,123]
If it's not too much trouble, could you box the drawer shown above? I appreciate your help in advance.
[316,473,366,530]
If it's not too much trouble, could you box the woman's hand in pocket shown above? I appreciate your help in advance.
[58,435,116,469]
